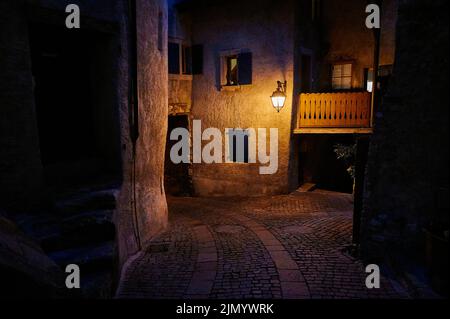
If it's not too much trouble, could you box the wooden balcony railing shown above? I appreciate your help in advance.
[295,92,372,134]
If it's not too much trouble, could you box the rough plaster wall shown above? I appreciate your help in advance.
[361,0,449,264]
[169,78,192,113]
[0,0,44,211]
[115,0,169,265]
[189,0,296,196]
[134,0,169,245]
[321,0,397,90]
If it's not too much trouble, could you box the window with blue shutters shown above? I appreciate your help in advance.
[220,50,252,89]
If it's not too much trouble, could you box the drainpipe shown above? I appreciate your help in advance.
[128,0,139,145]
[370,0,382,128]
[353,137,369,246]
[127,0,142,250]
[352,0,383,248]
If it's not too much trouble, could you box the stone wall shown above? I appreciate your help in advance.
[0,0,45,211]
[320,0,397,90]
[361,0,449,271]
[0,214,65,298]
[186,0,296,196]
[115,0,169,263]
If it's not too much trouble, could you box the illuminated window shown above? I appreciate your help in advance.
[332,63,352,90]
[364,65,393,93]
[226,55,239,86]
[220,50,252,88]
[365,68,374,92]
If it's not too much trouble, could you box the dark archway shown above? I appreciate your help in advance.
[164,115,192,196]
[30,23,122,190]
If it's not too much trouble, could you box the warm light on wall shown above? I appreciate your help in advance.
[271,81,287,113]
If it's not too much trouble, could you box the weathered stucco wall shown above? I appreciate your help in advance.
[169,77,192,115]
[135,0,169,245]
[361,0,448,268]
[115,0,169,264]
[188,0,296,196]
[320,0,398,90]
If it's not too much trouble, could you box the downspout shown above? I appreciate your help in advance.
[370,0,382,127]
[352,0,383,248]
[127,0,142,250]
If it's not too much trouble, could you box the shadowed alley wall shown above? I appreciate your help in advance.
[361,0,449,273]
[0,0,125,210]
[0,1,45,211]
[0,0,169,268]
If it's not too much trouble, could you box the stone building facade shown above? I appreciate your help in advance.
[182,0,296,196]
[319,0,397,90]
[0,0,169,268]
[167,0,398,196]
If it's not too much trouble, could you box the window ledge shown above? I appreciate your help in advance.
[169,74,193,81]
[220,85,241,92]
[220,84,252,92]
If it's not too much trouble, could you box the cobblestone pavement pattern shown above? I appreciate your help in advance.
[117,191,409,299]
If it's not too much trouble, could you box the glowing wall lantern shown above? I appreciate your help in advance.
[271,81,287,112]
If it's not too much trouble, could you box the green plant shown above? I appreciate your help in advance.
[333,143,357,180]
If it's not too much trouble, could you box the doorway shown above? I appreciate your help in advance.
[29,23,121,189]
[164,115,192,196]
[299,135,355,194]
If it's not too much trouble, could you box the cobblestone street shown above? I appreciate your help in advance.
[117,191,409,299]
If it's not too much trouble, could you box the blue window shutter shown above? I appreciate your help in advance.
[168,42,180,74]
[192,44,203,75]
[238,52,252,85]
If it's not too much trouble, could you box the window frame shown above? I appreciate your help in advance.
[219,49,252,90]
[168,38,193,79]
[331,61,354,91]
[225,55,239,86]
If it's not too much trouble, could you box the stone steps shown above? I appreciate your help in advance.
[54,188,117,216]
[40,210,115,253]
[48,241,115,273]
[10,182,118,298]
[40,186,119,298]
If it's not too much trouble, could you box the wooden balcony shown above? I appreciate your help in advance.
[294,92,373,134]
